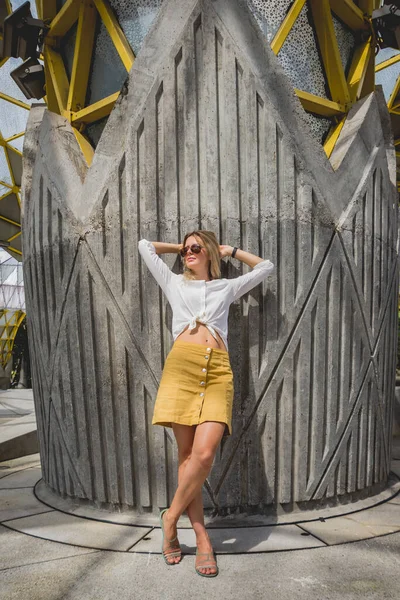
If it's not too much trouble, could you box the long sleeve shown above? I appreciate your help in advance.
[230,259,274,302]
[138,239,176,299]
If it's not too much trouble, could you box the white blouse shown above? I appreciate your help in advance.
[138,239,274,351]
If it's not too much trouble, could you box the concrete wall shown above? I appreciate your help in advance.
[21,0,398,513]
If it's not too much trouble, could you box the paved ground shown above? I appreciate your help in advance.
[0,389,37,461]
[0,441,399,600]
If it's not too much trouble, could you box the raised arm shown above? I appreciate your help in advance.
[138,239,181,297]
[220,245,274,302]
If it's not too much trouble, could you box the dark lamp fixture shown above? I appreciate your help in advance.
[384,0,400,7]
[3,1,45,61]
[10,57,45,100]
[0,0,9,60]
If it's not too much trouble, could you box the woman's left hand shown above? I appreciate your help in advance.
[219,245,234,259]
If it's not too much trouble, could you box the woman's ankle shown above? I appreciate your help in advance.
[164,509,179,528]
[194,526,210,542]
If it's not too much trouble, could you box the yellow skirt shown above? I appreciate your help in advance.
[152,340,234,435]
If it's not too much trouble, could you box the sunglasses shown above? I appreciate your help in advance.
[180,243,204,257]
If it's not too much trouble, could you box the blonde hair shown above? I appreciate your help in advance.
[181,230,221,280]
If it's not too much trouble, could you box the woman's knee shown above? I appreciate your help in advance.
[192,447,216,471]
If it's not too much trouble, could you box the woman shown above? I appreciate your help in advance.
[138,231,274,577]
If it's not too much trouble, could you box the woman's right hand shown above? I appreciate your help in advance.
[219,245,234,259]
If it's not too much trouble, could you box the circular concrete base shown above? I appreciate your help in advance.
[34,474,400,529]
[0,458,399,555]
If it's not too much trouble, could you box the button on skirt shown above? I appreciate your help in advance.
[152,340,234,435]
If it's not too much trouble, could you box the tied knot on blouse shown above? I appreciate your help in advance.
[188,314,207,331]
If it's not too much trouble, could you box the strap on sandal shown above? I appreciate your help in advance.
[195,551,217,568]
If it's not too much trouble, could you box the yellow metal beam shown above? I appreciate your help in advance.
[0,309,25,368]
[67,1,97,112]
[0,215,21,228]
[4,132,25,143]
[295,89,346,116]
[347,37,373,102]
[6,145,22,157]
[0,181,13,190]
[357,0,377,14]
[324,117,346,158]
[358,43,375,98]
[0,191,12,201]
[43,46,69,117]
[35,0,43,19]
[375,53,400,73]
[7,231,21,243]
[270,0,307,55]
[93,0,135,72]
[388,74,400,110]
[7,246,22,256]
[308,0,351,105]
[72,129,95,166]
[0,92,30,110]
[71,91,119,124]
[36,0,57,22]
[47,0,80,40]
[2,144,15,187]
[329,0,367,30]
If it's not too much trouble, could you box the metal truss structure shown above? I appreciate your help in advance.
[0,308,24,368]
[270,0,379,156]
[0,1,393,173]
[33,0,382,163]
[37,0,135,165]
[0,0,25,260]
[0,0,398,366]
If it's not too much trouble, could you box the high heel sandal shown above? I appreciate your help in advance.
[159,508,182,565]
[195,549,219,577]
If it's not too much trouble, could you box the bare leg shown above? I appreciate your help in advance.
[163,421,225,573]
[161,424,197,564]
[173,424,207,537]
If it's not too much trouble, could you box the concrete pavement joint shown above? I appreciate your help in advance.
[0,547,101,573]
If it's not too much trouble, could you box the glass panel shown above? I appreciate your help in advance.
[0,147,12,186]
[278,3,329,98]
[7,135,24,153]
[376,63,400,102]
[11,0,38,18]
[86,17,128,106]
[0,250,24,309]
[109,0,165,56]
[376,47,400,65]
[302,112,332,145]
[246,0,295,44]
[60,21,78,82]
[332,13,356,78]
[85,117,108,148]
